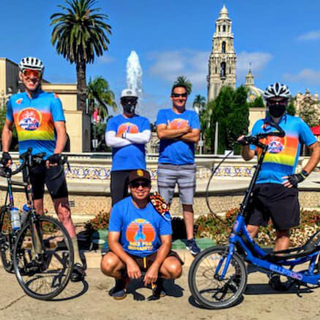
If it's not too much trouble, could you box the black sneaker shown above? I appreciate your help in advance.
[186,239,201,256]
[71,263,86,282]
[152,279,166,298]
[112,278,128,300]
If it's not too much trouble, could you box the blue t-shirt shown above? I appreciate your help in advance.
[108,197,172,257]
[250,114,317,184]
[6,90,65,159]
[106,114,150,171]
[156,108,200,165]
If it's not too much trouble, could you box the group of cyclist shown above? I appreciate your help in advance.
[1,56,319,299]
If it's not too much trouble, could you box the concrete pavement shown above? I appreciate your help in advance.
[1,265,320,320]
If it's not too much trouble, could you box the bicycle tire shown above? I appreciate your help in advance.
[13,215,74,300]
[0,206,14,273]
[188,246,247,309]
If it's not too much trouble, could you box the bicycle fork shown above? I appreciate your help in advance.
[214,245,236,281]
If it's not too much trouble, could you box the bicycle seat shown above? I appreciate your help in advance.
[264,230,320,263]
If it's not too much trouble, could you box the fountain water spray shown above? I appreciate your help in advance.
[126,51,143,99]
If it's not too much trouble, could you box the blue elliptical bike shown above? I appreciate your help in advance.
[188,122,320,309]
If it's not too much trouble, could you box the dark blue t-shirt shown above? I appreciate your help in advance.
[106,114,150,171]
[108,197,172,257]
[156,108,200,165]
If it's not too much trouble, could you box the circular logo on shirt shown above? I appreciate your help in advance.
[118,122,139,135]
[267,137,285,154]
[168,118,189,129]
[126,218,156,243]
[17,108,42,131]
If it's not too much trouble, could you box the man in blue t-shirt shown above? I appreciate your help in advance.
[106,89,151,206]
[101,169,183,300]
[238,82,320,288]
[156,83,201,256]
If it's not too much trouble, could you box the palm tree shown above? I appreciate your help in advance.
[193,94,206,113]
[50,0,112,112]
[87,76,117,121]
[174,76,192,95]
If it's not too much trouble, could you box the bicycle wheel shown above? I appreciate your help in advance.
[13,215,74,300]
[188,246,247,309]
[0,206,14,273]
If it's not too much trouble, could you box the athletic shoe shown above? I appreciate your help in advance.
[152,279,166,298]
[71,263,86,282]
[186,239,201,256]
[112,278,128,300]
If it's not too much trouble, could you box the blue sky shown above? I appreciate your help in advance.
[1,0,320,121]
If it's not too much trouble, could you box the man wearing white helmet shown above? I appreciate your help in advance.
[106,89,151,206]
[1,56,85,281]
[238,82,320,288]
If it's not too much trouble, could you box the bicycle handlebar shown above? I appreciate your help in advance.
[0,148,69,178]
[238,121,285,148]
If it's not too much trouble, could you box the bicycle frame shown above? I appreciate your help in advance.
[216,129,320,286]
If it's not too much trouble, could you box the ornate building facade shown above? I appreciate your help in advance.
[207,5,236,101]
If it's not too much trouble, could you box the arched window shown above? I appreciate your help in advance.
[223,25,226,32]
[220,62,226,78]
[222,41,226,53]
[215,66,217,74]
[229,67,232,74]
[218,25,221,32]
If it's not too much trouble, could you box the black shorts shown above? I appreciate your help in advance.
[247,183,300,231]
[24,164,69,200]
[110,170,132,206]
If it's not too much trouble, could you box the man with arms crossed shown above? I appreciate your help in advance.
[1,57,85,281]
[106,89,151,206]
[238,82,320,288]
[101,169,183,300]
[156,84,201,256]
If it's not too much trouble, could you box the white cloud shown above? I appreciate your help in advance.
[283,69,320,85]
[97,55,114,64]
[148,50,209,88]
[237,51,273,79]
[297,30,320,41]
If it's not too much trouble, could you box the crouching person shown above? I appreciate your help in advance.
[101,169,183,300]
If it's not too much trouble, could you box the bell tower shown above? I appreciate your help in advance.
[207,5,236,101]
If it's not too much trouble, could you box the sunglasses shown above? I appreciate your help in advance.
[130,181,150,188]
[267,100,288,107]
[172,93,188,98]
[23,69,42,78]
[121,98,137,104]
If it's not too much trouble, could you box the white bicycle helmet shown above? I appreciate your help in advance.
[263,82,291,99]
[19,57,44,73]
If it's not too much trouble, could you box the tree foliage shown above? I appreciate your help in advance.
[50,0,112,112]
[298,93,320,127]
[286,100,296,116]
[174,76,192,95]
[208,86,249,154]
[87,76,117,121]
[249,96,265,108]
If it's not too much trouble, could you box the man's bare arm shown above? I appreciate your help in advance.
[181,129,200,143]
[302,142,320,174]
[1,119,14,152]
[157,124,190,140]
[108,232,141,279]
[53,121,67,154]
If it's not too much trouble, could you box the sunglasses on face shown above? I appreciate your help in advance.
[172,93,188,98]
[130,181,150,188]
[267,100,288,107]
[23,69,42,78]
[121,98,137,105]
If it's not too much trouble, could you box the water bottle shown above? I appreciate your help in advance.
[10,207,21,231]
[21,204,31,226]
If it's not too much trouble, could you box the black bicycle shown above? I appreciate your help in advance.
[0,148,74,300]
